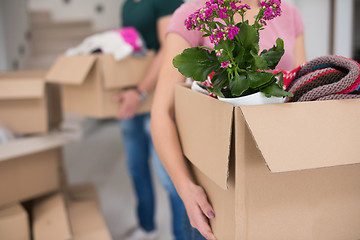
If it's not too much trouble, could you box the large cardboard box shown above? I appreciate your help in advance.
[32,193,72,240]
[0,134,68,207]
[0,71,62,135]
[45,52,155,118]
[0,203,30,240]
[175,84,360,240]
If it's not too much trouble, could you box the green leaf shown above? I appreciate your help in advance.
[260,38,285,69]
[228,71,249,97]
[275,71,284,88]
[260,82,294,97]
[239,23,259,49]
[173,47,220,82]
[250,51,268,70]
[234,45,246,68]
[247,71,274,89]
[210,69,229,97]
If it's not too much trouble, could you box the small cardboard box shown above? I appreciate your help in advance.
[32,193,72,240]
[67,183,111,240]
[0,134,69,207]
[0,71,62,135]
[0,203,30,240]
[45,52,155,118]
[175,84,360,240]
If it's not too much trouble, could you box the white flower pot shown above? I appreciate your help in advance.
[217,92,285,106]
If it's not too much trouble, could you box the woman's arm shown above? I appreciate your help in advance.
[115,15,172,119]
[293,32,307,68]
[151,32,216,240]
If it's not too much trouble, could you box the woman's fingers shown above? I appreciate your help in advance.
[185,185,217,240]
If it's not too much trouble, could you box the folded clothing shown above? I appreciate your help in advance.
[66,27,145,61]
[285,55,360,102]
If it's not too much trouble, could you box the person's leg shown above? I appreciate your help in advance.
[119,113,156,232]
[144,115,185,240]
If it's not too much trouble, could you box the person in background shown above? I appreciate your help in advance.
[114,0,184,240]
[151,0,307,239]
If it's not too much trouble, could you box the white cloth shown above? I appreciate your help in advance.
[66,31,134,61]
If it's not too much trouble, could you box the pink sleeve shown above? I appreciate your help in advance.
[166,2,203,47]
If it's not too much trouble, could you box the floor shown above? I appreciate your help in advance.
[62,116,172,240]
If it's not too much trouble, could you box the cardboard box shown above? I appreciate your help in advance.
[32,184,111,240]
[0,71,62,135]
[67,183,112,240]
[0,203,30,240]
[68,196,112,240]
[0,133,69,207]
[45,52,155,118]
[32,193,72,240]
[175,84,360,240]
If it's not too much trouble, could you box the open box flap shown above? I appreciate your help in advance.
[175,84,234,190]
[101,51,155,90]
[0,79,44,100]
[0,133,70,161]
[45,55,96,85]
[239,99,360,173]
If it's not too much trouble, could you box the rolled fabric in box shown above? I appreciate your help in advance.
[285,55,360,102]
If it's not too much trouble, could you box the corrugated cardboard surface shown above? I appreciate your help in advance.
[175,84,233,190]
[175,84,360,239]
[46,55,97,85]
[45,52,155,118]
[0,203,30,240]
[101,51,155,89]
[32,193,72,240]
[0,134,69,207]
[0,73,62,134]
[67,185,112,240]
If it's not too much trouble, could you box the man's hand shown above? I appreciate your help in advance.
[114,89,141,119]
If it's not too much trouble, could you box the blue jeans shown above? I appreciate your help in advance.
[119,113,185,240]
[182,210,207,240]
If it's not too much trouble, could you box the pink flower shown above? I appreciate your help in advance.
[221,61,231,68]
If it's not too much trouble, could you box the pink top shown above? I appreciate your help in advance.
[167,0,304,71]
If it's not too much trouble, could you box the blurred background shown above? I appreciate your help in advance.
[0,0,359,239]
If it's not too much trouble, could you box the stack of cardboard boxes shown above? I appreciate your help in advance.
[0,71,113,240]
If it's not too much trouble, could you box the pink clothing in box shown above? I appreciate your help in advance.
[167,0,304,71]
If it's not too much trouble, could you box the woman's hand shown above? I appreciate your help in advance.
[182,183,217,240]
[114,89,141,119]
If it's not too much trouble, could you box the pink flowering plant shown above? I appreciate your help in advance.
[173,0,293,98]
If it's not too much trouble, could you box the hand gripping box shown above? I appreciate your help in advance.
[45,52,155,118]
[0,134,69,207]
[175,84,360,240]
[0,71,62,135]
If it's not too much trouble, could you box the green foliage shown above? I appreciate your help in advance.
[173,19,292,99]
[173,47,220,82]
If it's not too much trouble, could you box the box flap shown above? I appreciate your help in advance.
[45,55,96,85]
[33,193,72,240]
[175,84,234,190]
[0,133,70,161]
[240,99,360,173]
[101,51,155,89]
[0,79,44,100]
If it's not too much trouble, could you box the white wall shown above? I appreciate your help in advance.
[28,0,125,31]
[291,0,331,60]
[1,0,29,71]
[334,0,354,58]
[0,0,8,71]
